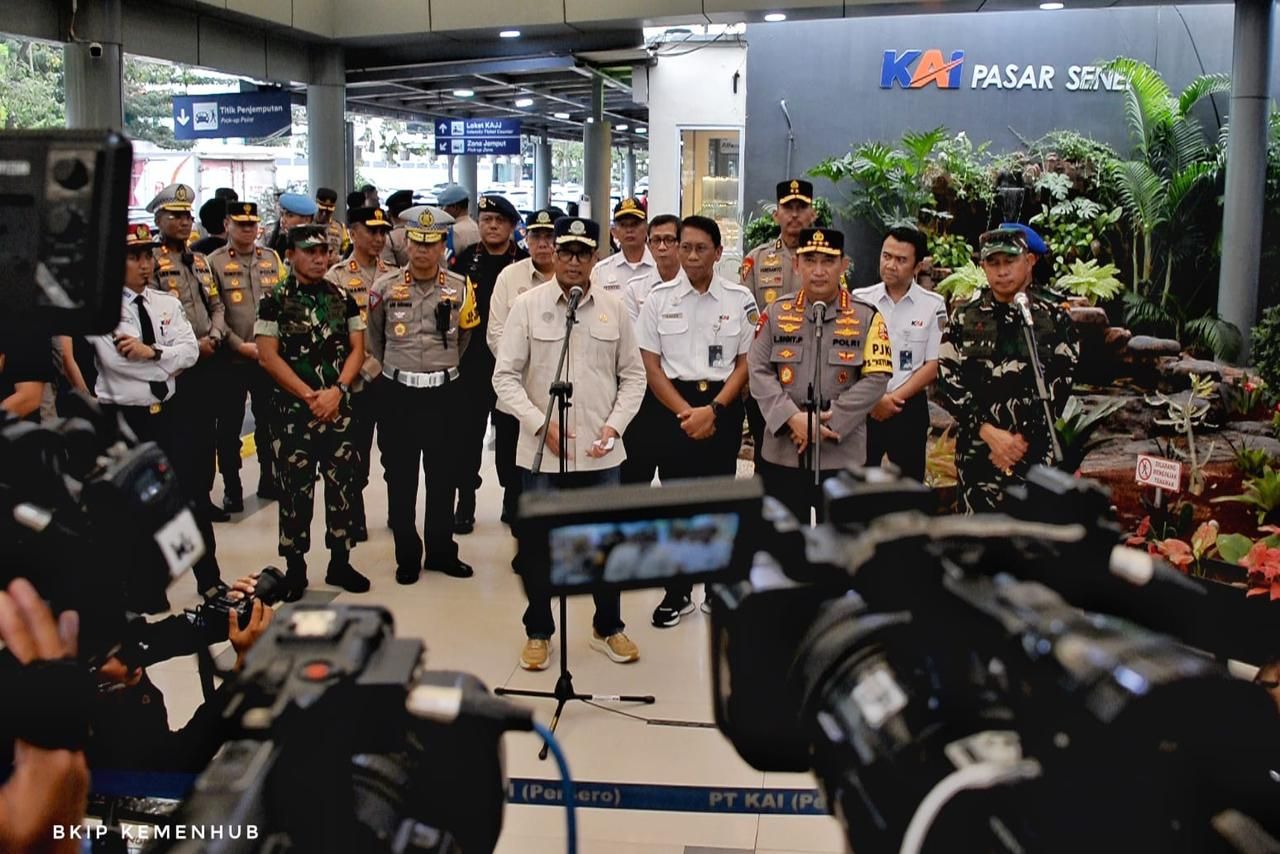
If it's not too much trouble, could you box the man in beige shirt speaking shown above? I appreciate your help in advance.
[493,216,646,671]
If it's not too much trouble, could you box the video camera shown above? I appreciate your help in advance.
[517,467,1280,853]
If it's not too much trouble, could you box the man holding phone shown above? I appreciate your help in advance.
[493,217,646,671]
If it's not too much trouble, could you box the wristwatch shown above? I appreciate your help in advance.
[337,381,352,394]
[709,400,725,417]
[149,346,163,362]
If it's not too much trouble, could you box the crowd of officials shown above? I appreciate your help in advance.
[1,177,1078,674]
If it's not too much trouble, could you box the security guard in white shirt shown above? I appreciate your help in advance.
[91,222,222,590]
[622,213,684,322]
[634,215,757,627]
[591,197,655,294]
[851,226,945,482]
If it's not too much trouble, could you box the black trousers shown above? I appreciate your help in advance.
[619,391,665,486]
[347,386,375,536]
[381,380,460,570]
[214,360,276,496]
[493,409,522,521]
[455,349,497,519]
[757,457,842,525]
[746,396,766,467]
[518,467,624,639]
[865,393,929,482]
[102,402,221,591]
[170,358,219,505]
[644,380,743,601]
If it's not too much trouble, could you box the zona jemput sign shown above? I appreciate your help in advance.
[434,119,522,156]
[880,49,1131,92]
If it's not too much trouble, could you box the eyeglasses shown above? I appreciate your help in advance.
[648,235,678,247]
[555,247,594,262]
[679,243,714,255]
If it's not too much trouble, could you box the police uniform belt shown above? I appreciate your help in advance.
[672,378,725,396]
[383,366,459,388]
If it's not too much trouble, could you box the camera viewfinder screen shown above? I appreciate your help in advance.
[549,514,739,592]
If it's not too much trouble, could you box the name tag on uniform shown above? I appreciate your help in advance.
[708,344,724,368]
[900,349,913,372]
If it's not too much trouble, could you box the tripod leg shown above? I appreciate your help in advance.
[540,698,568,761]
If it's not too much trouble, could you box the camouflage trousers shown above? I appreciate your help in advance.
[955,442,1015,514]
[272,403,361,556]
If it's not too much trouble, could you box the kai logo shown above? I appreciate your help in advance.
[880,49,966,89]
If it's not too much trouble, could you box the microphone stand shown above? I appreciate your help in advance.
[1016,296,1064,465]
[496,285,655,760]
[805,301,827,517]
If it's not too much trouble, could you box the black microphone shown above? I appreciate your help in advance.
[810,300,827,322]
[1013,291,1035,327]
[567,286,584,313]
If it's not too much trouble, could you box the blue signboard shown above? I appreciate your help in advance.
[434,118,521,155]
[172,91,292,140]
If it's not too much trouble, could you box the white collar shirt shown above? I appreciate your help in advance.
[635,274,757,382]
[590,246,656,294]
[850,280,946,392]
[488,258,555,414]
[90,288,199,405]
[623,267,684,321]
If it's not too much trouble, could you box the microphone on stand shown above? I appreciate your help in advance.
[567,286,584,315]
[1013,291,1035,327]
[810,300,827,322]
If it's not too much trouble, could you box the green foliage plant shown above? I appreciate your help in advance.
[808,127,947,233]
[935,262,988,303]
[1054,259,1123,305]
[1252,306,1280,393]
[1055,395,1126,471]
[1144,373,1218,495]
[1213,466,1280,525]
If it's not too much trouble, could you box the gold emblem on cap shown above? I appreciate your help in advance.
[242,204,252,215]
[372,210,385,222]
[418,211,435,227]
[622,198,636,210]
[134,224,148,240]
[479,198,491,209]
[812,230,826,245]
[175,186,189,202]
[569,220,586,235]
[790,180,799,193]
[537,211,551,223]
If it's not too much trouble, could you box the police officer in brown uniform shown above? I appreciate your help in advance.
[147,183,230,523]
[748,228,893,523]
[324,205,396,539]
[380,190,415,268]
[207,201,286,511]
[741,179,816,458]
[315,187,351,260]
[368,206,480,584]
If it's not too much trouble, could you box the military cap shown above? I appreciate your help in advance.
[796,227,843,255]
[346,190,366,211]
[126,221,160,249]
[146,183,196,213]
[979,226,1030,260]
[315,187,338,210]
[554,217,600,249]
[227,201,260,223]
[474,194,518,223]
[436,184,469,207]
[287,224,328,250]
[347,206,393,230]
[526,209,558,231]
[613,196,647,220]
[199,198,227,233]
[213,187,239,202]
[403,205,454,244]
[776,179,814,206]
[278,192,317,216]
[999,222,1048,256]
[386,189,414,215]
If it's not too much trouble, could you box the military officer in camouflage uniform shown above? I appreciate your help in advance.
[315,187,351,260]
[937,227,1078,513]
[255,224,370,599]
[368,206,479,584]
[324,205,396,539]
[741,179,816,455]
[208,201,286,511]
[748,228,893,523]
[147,183,230,523]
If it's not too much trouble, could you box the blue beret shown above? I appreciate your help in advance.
[279,192,317,216]
[436,184,469,206]
[999,222,1048,256]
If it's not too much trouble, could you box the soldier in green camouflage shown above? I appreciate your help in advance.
[937,227,1078,513]
[255,224,370,599]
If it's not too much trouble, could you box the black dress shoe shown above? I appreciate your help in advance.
[204,502,231,523]
[325,562,371,593]
[454,515,476,535]
[281,569,308,603]
[256,486,279,502]
[352,525,369,543]
[424,559,473,579]
[395,565,420,585]
[223,493,245,513]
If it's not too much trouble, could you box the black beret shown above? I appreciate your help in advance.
[198,198,226,232]
[477,194,520,223]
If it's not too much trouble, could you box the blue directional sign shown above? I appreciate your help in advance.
[172,91,292,141]
[434,118,522,155]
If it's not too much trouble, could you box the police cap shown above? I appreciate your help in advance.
[796,227,843,255]
[554,217,599,249]
[227,201,260,223]
[279,192,318,216]
[777,179,814,206]
[436,184,469,207]
[613,197,646,221]
[526,209,558,231]
[147,183,196,214]
[315,187,339,210]
[347,206,393,231]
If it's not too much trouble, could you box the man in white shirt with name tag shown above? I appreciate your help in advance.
[851,226,945,482]
[591,197,655,295]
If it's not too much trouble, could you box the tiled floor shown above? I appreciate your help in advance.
[145,443,848,854]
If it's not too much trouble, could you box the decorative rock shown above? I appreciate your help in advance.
[1103,327,1132,349]
[1069,306,1110,326]
[1126,336,1181,357]
[1162,357,1222,385]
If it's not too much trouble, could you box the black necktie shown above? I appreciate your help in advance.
[134,295,170,403]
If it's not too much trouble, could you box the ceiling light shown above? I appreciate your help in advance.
[515,97,534,107]
[763,12,787,22]
[616,123,629,130]
[452,88,475,97]
[636,127,647,134]
[553,111,571,119]
[499,29,521,38]
[1039,2,1064,8]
